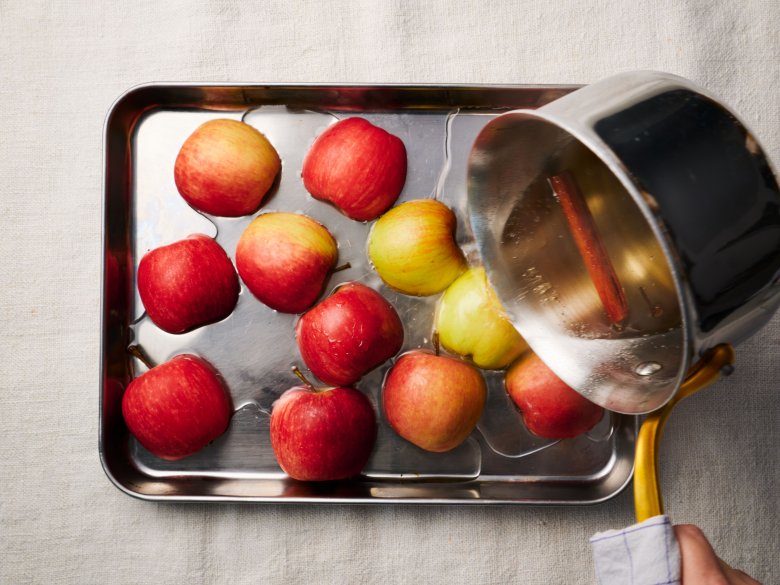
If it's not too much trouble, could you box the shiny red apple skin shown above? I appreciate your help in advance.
[302,117,407,221]
[382,351,487,453]
[296,283,404,386]
[174,119,281,217]
[121,354,233,460]
[235,212,338,314]
[270,385,377,481]
[505,353,605,439]
[137,234,239,334]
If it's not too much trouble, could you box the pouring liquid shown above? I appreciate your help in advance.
[493,134,686,413]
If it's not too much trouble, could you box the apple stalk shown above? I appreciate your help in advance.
[291,366,322,392]
[128,344,156,370]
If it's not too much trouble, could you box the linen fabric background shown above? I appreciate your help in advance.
[1,1,778,584]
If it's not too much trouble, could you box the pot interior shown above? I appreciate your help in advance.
[468,113,687,414]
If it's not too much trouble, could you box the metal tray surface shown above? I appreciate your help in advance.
[101,84,637,503]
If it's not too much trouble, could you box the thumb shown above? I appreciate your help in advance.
[675,525,761,585]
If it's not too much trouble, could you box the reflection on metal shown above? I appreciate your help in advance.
[633,344,735,522]
[101,83,636,504]
[468,71,780,414]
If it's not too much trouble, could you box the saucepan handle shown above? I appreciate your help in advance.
[633,344,736,522]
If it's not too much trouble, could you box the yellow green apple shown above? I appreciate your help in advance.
[367,199,466,296]
[435,267,527,369]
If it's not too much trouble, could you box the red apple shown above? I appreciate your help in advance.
[296,282,404,386]
[138,234,239,334]
[505,352,605,439]
[235,212,338,313]
[122,354,233,460]
[302,117,407,221]
[270,379,377,481]
[174,119,281,217]
[382,351,487,452]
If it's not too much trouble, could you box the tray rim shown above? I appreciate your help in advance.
[100,81,637,504]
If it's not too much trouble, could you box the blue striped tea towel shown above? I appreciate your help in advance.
[590,515,680,585]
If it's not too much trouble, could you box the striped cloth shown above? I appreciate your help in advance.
[591,515,680,585]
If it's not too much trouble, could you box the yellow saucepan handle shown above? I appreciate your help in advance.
[634,344,736,523]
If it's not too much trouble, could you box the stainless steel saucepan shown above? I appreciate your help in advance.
[467,70,780,519]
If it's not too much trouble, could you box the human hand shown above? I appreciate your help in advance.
[675,525,761,584]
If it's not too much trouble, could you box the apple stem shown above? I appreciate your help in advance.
[291,366,316,390]
[127,344,156,370]
[333,262,352,274]
[432,331,441,356]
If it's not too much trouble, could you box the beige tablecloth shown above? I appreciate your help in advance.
[1,1,778,583]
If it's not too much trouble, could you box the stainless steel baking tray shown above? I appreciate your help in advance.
[101,84,636,503]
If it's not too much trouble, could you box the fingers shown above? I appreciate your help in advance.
[675,524,729,584]
[720,561,762,585]
[674,525,762,585]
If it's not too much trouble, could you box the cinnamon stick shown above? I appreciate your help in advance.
[549,170,629,324]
